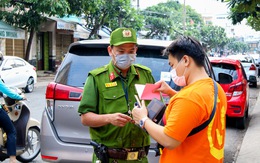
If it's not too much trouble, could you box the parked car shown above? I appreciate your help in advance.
[210,57,249,129]
[227,54,258,87]
[249,53,260,77]
[0,55,37,93]
[40,39,216,163]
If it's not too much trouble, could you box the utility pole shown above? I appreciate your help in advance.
[183,0,186,32]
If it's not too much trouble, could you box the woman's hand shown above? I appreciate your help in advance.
[132,100,148,124]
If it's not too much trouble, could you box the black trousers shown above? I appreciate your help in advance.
[0,108,16,156]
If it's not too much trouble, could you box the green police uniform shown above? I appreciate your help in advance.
[78,61,155,163]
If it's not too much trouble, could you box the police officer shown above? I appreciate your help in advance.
[78,27,155,163]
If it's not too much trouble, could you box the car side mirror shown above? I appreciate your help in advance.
[218,73,233,84]
[2,66,13,70]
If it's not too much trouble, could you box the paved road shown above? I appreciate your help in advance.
[2,76,53,163]
[2,76,260,163]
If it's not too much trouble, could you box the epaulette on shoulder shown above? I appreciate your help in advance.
[134,64,152,72]
[89,65,108,76]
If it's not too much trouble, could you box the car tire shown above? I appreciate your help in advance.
[236,105,249,129]
[253,81,257,88]
[236,116,246,129]
[25,77,34,93]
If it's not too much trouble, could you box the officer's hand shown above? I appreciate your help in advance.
[110,113,132,127]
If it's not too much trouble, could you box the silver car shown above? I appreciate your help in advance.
[40,39,216,162]
[227,54,258,87]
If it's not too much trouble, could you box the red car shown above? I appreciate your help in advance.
[210,57,249,129]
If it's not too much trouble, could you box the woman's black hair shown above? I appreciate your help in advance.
[164,36,206,66]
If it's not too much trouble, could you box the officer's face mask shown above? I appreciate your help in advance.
[170,58,187,87]
[113,52,136,70]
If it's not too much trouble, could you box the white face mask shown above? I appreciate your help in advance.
[170,59,187,87]
[114,53,136,70]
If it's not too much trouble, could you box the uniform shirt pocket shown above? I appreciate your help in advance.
[102,88,128,114]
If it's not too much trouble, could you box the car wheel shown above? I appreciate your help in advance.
[25,77,34,93]
[236,104,249,129]
[253,81,257,88]
[236,116,246,129]
[245,104,249,118]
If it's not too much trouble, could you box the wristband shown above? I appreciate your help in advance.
[139,117,149,128]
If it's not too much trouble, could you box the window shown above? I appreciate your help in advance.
[14,59,26,67]
[4,59,15,69]
[211,63,237,82]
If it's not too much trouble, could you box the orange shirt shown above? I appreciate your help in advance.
[160,78,227,163]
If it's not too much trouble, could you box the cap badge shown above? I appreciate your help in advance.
[122,29,132,37]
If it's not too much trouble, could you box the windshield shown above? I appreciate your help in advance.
[55,46,173,87]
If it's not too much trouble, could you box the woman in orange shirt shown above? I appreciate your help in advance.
[132,36,227,163]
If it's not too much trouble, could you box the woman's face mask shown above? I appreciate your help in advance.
[114,53,136,70]
[171,58,187,87]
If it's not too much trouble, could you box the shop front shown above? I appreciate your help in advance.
[0,21,25,58]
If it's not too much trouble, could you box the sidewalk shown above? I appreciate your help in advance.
[37,70,55,78]
[37,70,55,79]
[236,90,260,163]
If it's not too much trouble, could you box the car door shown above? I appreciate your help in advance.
[1,58,17,87]
[13,58,29,87]
[1,58,25,87]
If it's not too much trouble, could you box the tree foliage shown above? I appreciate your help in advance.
[221,0,260,31]
[0,0,73,60]
[200,25,228,51]
[141,1,182,39]
[227,38,250,53]
[141,1,204,40]
[80,0,143,39]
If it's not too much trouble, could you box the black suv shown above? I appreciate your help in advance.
[40,38,215,162]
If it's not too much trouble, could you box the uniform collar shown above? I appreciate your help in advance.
[107,60,139,81]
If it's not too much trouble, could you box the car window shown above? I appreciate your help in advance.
[14,59,26,67]
[4,59,15,68]
[56,46,171,87]
[239,56,254,63]
[240,63,247,80]
[211,63,237,82]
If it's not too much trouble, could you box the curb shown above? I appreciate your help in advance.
[236,90,260,163]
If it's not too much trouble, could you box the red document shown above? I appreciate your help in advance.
[135,84,161,100]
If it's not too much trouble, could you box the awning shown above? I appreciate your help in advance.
[74,24,90,39]
[0,21,25,39]
[48,16,110,39]
[48,15,84,31]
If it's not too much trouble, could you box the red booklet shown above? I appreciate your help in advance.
[135,84,161,100]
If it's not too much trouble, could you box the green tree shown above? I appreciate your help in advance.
[141,2,181,39]
[81,0,143,39]
[141,1,203,40]
[220,0,260,31]
[182,6,204,40]
[227,38,250,53]
[200,25,229,52]
[0,0,76,61]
